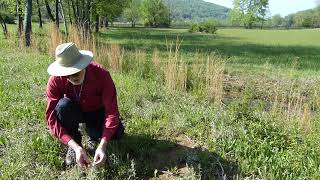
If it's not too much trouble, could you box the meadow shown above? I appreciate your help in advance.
[0,25,320,179]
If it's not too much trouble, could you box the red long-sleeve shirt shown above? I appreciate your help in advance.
[45,62,119,144]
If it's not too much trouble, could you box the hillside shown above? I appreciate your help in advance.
[165,0,230,21]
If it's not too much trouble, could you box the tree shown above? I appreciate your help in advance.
[0,1,9,37]
[229,0,269,29]
[59,0,67,34]
[123,0,141,27]
[55,0,59,27]
[0,12,8,37]
[44,0,55,21]
[16,0,23,36]
[283,14,294,28]
[36,0,42,28]
[93,0,128,31]
[24,0,32,46]
[0,0,16,37]
[141,0,170,27]
[271,14,283,27]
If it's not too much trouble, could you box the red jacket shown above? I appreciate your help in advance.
[45,62,119,144]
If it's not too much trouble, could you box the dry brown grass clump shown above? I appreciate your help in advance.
[205,54,225,105]
[163,39,188,91]
[107,44,123,72]
[152,48,161,71]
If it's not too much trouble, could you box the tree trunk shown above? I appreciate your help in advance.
[55,0,59,28]
[70,0,77,24]
[95,15,99,33]
[59,0,68,34]
[24,0,32,47]
[16,0,24,37]
[131,20,135,28]
[0,15,8,38]
[81,0,85,23]
[84,0,91,34]
[76,0,80,22]
[67,0,73,24]
[44,0,55,22]
[100,16,103,28]
[104,17,109,28]
[36,0,43,28]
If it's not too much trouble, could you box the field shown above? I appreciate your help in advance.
[99,28,320,77]
[1,26,320,179]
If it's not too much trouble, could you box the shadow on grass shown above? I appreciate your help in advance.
[98,29,241,45]
[107,134,239,179]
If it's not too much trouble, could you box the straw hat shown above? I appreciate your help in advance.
[47,42,93,76]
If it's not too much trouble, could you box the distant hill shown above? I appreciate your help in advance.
[165,0,230,22]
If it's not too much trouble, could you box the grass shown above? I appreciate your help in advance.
[98,27,320,77]
[1,25,320,179]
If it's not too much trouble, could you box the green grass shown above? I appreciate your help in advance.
[98,27,320,77]
[1,26,320,179]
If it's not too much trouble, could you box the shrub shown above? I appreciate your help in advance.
[0,11,15,24]
[200,20,218,34]
[188,23,200,33]
[188,20,218,34]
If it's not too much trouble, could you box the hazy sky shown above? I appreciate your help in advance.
[204,0,318,17]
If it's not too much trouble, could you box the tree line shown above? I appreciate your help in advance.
[1,0,320,46]
[266,7,320,28]
[229,0,320,29]
[0,0,171,46]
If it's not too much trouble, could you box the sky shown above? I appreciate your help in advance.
[204,0,318,17]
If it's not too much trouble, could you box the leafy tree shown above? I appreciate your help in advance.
[0,0,15,37]
[229,0,269,29]
[284,5,320,28]
[123,0,141,27]
[141,0,170,27]
[94,0,128,23]
[283,14,294,28]
[271,14,283,27]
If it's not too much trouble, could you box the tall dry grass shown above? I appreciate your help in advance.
[205,54,225,105]
[152,48,161,71]
[107,44,123,72]
[48,23,63,57]
[163,39,188,91]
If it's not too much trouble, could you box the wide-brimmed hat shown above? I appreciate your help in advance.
[47,42,93,76]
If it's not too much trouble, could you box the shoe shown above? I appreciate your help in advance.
[65,147,76,166]
[86,138,98,155]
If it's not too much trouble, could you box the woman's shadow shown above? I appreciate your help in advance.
[106,134,239,179]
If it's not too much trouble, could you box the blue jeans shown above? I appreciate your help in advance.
[54,97,124,145]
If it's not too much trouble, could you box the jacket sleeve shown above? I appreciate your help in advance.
[45,76,72,144]
[101,71,120,141]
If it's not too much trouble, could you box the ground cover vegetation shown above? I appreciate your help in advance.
[0,0,320,179]
[1,22,320,179]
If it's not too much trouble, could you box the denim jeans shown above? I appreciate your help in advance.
[54,97,124,145]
